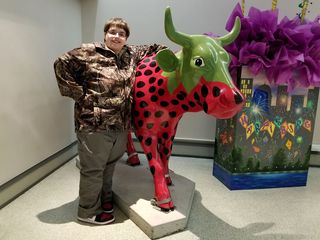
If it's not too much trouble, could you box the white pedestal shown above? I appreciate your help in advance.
[113,158,195,239]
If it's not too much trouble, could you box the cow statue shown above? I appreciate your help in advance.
[130,7,244,211]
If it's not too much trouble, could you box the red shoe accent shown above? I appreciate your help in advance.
[77,212,115,225]
[126,153,141,166]
[102,201,114,213]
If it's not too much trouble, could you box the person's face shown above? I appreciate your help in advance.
[104,26,127,54]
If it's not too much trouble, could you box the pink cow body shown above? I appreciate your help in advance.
[130,7,244,211]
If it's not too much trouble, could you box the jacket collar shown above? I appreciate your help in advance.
[94,42,128,57]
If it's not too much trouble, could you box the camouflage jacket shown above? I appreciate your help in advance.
[54,42,165,132]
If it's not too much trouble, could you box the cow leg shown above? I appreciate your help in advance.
[126,131,140,166]
[139,134,174,211]
[158,139,174,186]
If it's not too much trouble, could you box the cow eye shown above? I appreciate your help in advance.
[193,57,205,67]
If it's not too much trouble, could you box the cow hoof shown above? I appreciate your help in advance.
[150,198,174,212]
[160,206,175,212]
[159,203,175,212]
[126,154,140,166]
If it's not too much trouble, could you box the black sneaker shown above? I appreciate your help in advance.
[77,212,115,225]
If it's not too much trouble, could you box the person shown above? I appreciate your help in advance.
[54,17,166,225]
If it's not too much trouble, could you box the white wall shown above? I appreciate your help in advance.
[0,0,82,185]
[87,0,320,144]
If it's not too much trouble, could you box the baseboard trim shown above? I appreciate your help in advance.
[311,144,320,152]
[0,141,78,209]
[133,138,320,164]
[132,137,215,158]
[310,145,320,167]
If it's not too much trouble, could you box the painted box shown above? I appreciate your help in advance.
[213,67,319,190]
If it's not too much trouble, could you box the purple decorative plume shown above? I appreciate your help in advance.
[205,3,320,91]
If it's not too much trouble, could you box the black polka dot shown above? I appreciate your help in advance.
[149,86,156,93]
[138,120,144,127]
[158,88,165,96]
[133,111,139,117]
[158,79,164,86]
[150,61,157,67]
[155,111,164,118]
[171,99,179,105]
[138,64,147,69]
[149,77,156,84]
[137,81,145,88]
[161,121,169,128]
[150,166,155,175]
[201,85,208,98]
[144,69,153,76]
[136,71,142,77]
[143,58,151,63]
[162,132,169,139]
[181,104,189,111]
[169,111,176,118]
[176,93,185,100]
[145,137,152,146]
[146,152,152,161]
[139,101,148,108]
[180,91,187,97]
[203,101,208,113]
[194,92,200,101]
[213,87,221,97]
[146,123,154,129]
[163,147,169,155]
[144,111,151,118]
[155,66,161,73]
[160,101,169,107]
[136,91,145,98]
[151,95,158,102]
[138,135,143,142]
[188,101,196,107]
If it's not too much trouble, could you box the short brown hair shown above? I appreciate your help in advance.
[103,17,130,38]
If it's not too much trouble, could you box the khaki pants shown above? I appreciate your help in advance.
[76,130,128,218]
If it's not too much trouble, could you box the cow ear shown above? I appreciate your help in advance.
[156,49,179,72]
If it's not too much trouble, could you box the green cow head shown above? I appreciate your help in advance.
[156,7,241,94]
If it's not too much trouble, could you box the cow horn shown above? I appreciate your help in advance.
[165,7,192,48]
[218,17,241,46]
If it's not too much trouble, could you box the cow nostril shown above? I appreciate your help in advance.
[234,92,243,104]
[212,87,221,97]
